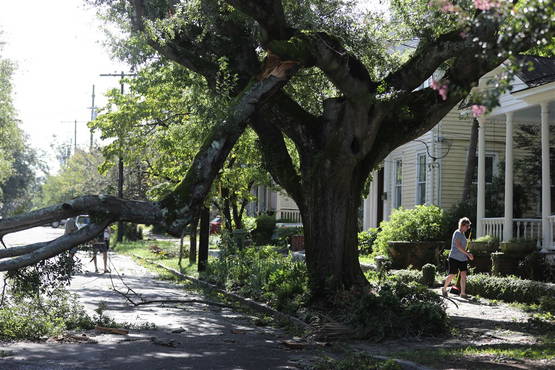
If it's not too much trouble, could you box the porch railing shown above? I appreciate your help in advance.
[277,208,302,223]
[482,217,542,241]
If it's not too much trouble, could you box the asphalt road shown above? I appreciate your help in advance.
[3,226,65,247]
[0,227,322,370]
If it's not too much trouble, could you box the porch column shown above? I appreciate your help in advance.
[363,170,378,229]
[503,112,514,241]
[541,101,552,251]
[477,117,486,238]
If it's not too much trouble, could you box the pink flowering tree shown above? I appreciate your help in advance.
[1,0,555,300]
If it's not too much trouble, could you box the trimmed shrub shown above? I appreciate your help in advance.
[421,263,436,287]
[374,205,446,257]
[466,273,555,304]
[358,228,379,255]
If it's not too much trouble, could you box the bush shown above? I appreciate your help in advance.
[518,252,554,282]
[474,235,499,244]
[466,273,555,304]
[374,205,446,256]
[0,288,94,340]
[251,214,276,245]
[347,281,448,340]
[203,245,309,314]
[390,269,423,285]
[121,222,143,241]
[358,228,379,255]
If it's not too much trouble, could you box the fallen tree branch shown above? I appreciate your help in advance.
[0,220,110,271]
[112,283,231,308]
[0,195,161,237]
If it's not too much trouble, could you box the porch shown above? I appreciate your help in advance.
[476,57,555,251]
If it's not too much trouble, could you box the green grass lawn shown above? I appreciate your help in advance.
[391,340,555,368]
[359,255,374,264]
[113,239,200,278]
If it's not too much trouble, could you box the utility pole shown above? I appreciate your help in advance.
[100,71,137,243]
[61,120,86,154]
[88,84,97,151]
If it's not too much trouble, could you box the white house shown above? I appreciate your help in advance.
[363,55,555,252]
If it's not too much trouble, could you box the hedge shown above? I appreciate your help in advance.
[466,274,555,304]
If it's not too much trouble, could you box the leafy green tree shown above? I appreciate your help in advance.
[2,0,555,301]
[0,49,42,216]
[39,149,116,207]
[0,55,22,186]
[91,61,272,230]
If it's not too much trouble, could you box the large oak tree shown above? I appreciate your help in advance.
[1,0,554,300]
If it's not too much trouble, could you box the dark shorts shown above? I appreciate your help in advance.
[448,258,468,274]
[93,242,108,253]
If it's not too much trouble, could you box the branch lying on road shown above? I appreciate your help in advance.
[0,220,111,271]
[112,285,232,308]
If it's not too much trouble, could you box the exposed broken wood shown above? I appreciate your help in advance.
[95,326,129,335]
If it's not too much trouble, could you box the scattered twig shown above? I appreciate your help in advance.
[106,257,231,309]
[443,296,459,309]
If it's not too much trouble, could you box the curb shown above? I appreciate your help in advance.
[131,254,310,332]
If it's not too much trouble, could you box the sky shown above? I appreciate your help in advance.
[0,1,128,171]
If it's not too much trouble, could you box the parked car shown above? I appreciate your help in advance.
[209,216,222,234]
[75,215,91,229]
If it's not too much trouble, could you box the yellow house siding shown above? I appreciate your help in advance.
[439,113,505,210]
[388,131,434,209]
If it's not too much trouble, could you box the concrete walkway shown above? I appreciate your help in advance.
[0,252,322,370]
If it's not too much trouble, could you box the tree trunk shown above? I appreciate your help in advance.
[231,195,244,229]
[189,217,198,264]
[462,118,479,201]
[301,166,369,300]
[198,207,210,272]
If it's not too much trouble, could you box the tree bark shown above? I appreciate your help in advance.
[198,207,210,272]
[189,216,198,264]
[301,163,369,299]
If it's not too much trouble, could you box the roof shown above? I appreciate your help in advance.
[514,55,555,88]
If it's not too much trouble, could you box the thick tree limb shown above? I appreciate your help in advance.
[0,65,298,270]
[0,220,109,271]
[251,112,304,206]
[225,0,291,41]
[384,30,474,92]
[130,0,259,90]
[0,195,161,237]
[159,68,299,234]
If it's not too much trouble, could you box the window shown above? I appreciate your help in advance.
[394,159,402,208]
[416,153,427,205]
[472,154,497,184]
